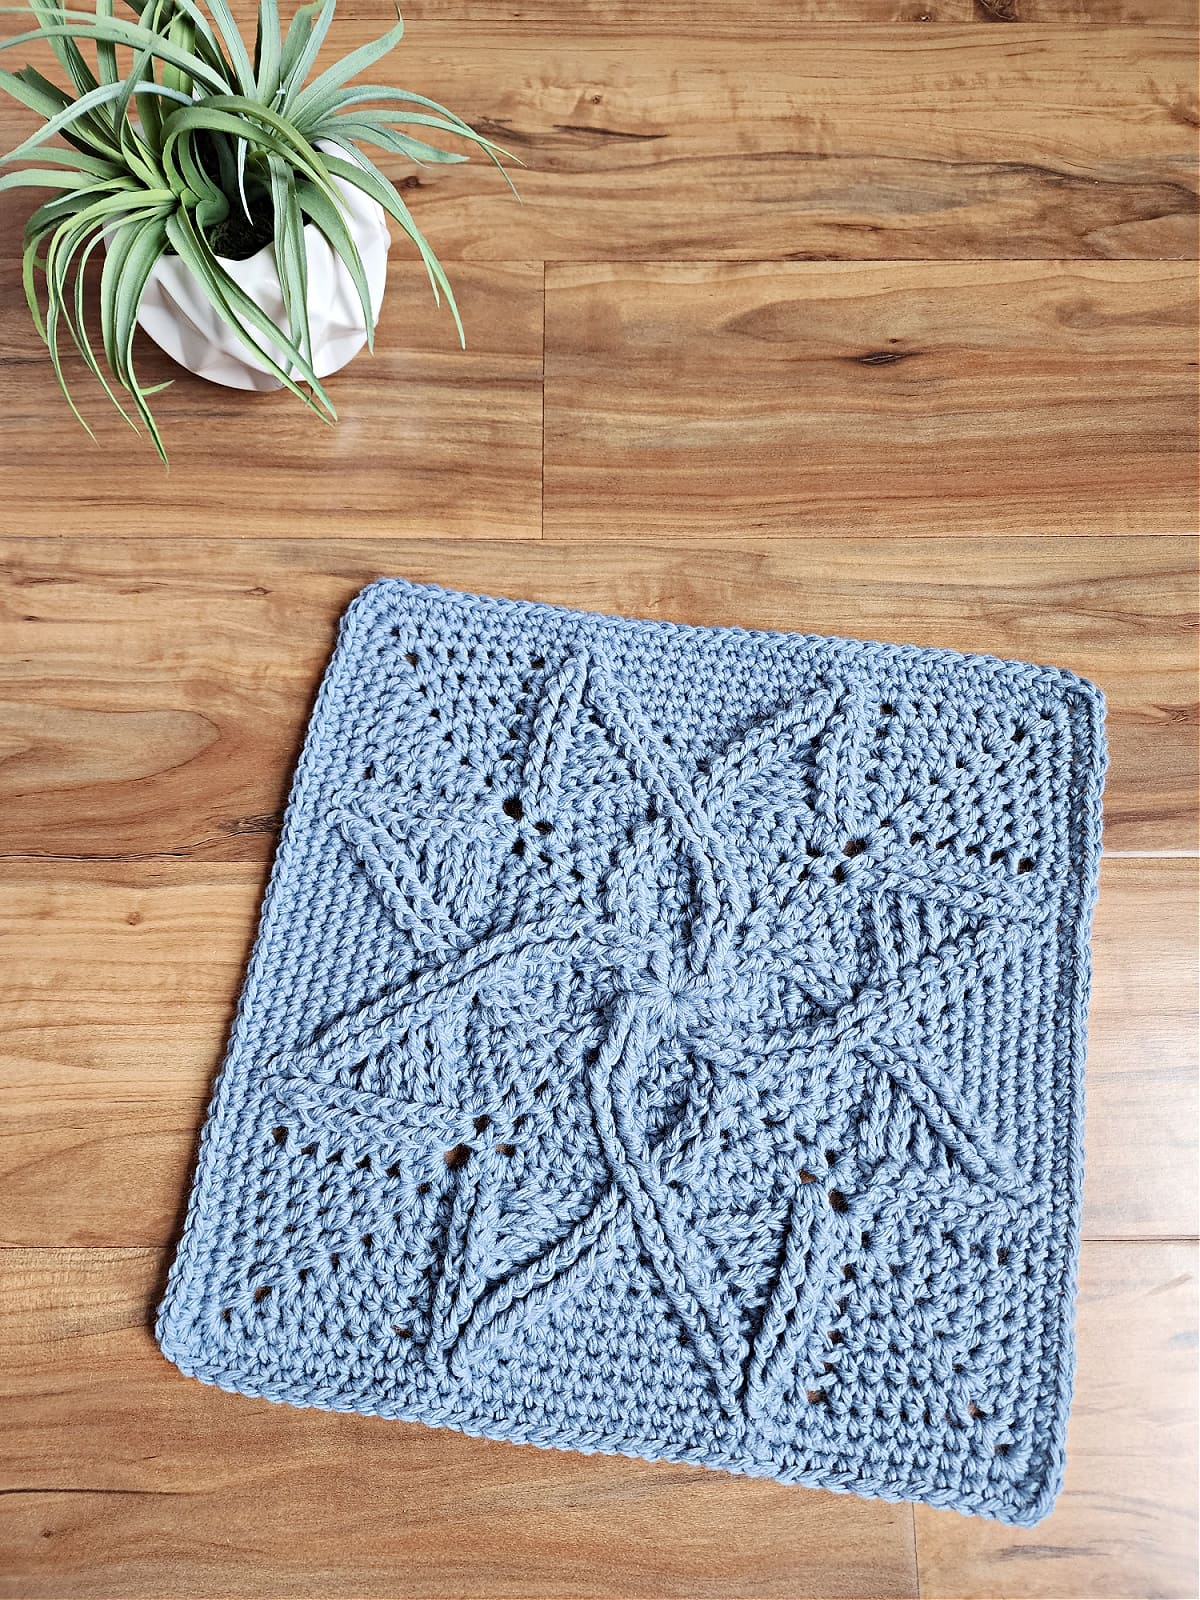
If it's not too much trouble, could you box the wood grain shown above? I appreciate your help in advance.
[1084,858,1199,1238]
[1,857,1193,1249]
[0,1248,921,1600]
[0,260,544,540]
[310,25,1196,262]
[0,863,264,1249]
[974,0,1196,22]
[1,536,1193,858]
[391,0,1198,20]
[914,1242,1199,1599]
[544,262,1199,539]
[363,0,976,24]
[2,26,1194,268]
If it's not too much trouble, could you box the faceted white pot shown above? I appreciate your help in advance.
[136,159,391,391]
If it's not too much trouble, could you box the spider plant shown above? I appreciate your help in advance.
[0,0,515,460]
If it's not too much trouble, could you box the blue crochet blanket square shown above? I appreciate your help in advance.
[158,579,1107,1526]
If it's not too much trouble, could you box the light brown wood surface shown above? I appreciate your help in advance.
[0,0,1196,1595]
[545,263,1198,539]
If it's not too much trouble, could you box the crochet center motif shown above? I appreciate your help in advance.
[268,651,1035,1425]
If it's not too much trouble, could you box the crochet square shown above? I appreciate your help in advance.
[157,579,1107,1526]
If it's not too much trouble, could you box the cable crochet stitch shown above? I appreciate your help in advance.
[157,579,1107,1526]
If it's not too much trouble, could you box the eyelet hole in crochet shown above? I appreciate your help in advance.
[444,1143,473,1171]
[502,796,524,820]
[827,1189,850,1214]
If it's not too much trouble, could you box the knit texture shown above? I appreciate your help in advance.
[157,579,1107,1526]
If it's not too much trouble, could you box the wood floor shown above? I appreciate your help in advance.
[0,0,1197,1595]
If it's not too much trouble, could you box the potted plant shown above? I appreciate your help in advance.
[0,0,514,459]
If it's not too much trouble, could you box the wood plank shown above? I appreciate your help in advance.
[277,25,1199,262]
[1084,858,1199,1238]
[0,1248,920,1600]
[1,535,1193,857]
[393,0,1195,22]
[0,858,1193,1248]
[914,1242,1199,1598]
[0,863,264,1249]
[363,0,977,23]
[974,0,1196,22]
[543,262,1198,540]
[0,28,1194,265]
[380,0,1182,18]
[0,258,544,539]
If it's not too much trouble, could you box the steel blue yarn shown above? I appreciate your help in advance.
[156,578,1108,1526]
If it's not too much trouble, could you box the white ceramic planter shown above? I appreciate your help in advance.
[136,158,391,391]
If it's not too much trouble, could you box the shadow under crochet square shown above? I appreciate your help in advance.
[156,579,1107,1527]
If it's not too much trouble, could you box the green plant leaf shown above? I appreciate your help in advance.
[317,115,469,166]
[1,58,120,159]
[288,8,404,125]
[92,202,179,462]
[25,0,102,103]
[292,167,373,348]
[0,162,117,190]
[93,0,117,85]
[319,141,465,345]
[2,63,70,116]
[277,0,333,101]
[162,98,342,208]
[148,0,240,95]
[41,191,170,438]
[267,151,310,366]
[191,0,256,93]
[114,219,175,456]
[164,202,337,416]
[305,85,521,192]
[159,8,194,99]
[0,11,233,94]
[0,76,133,164]
[71,220,141,430]
[254,0,280,104]
[24,171,152,234]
